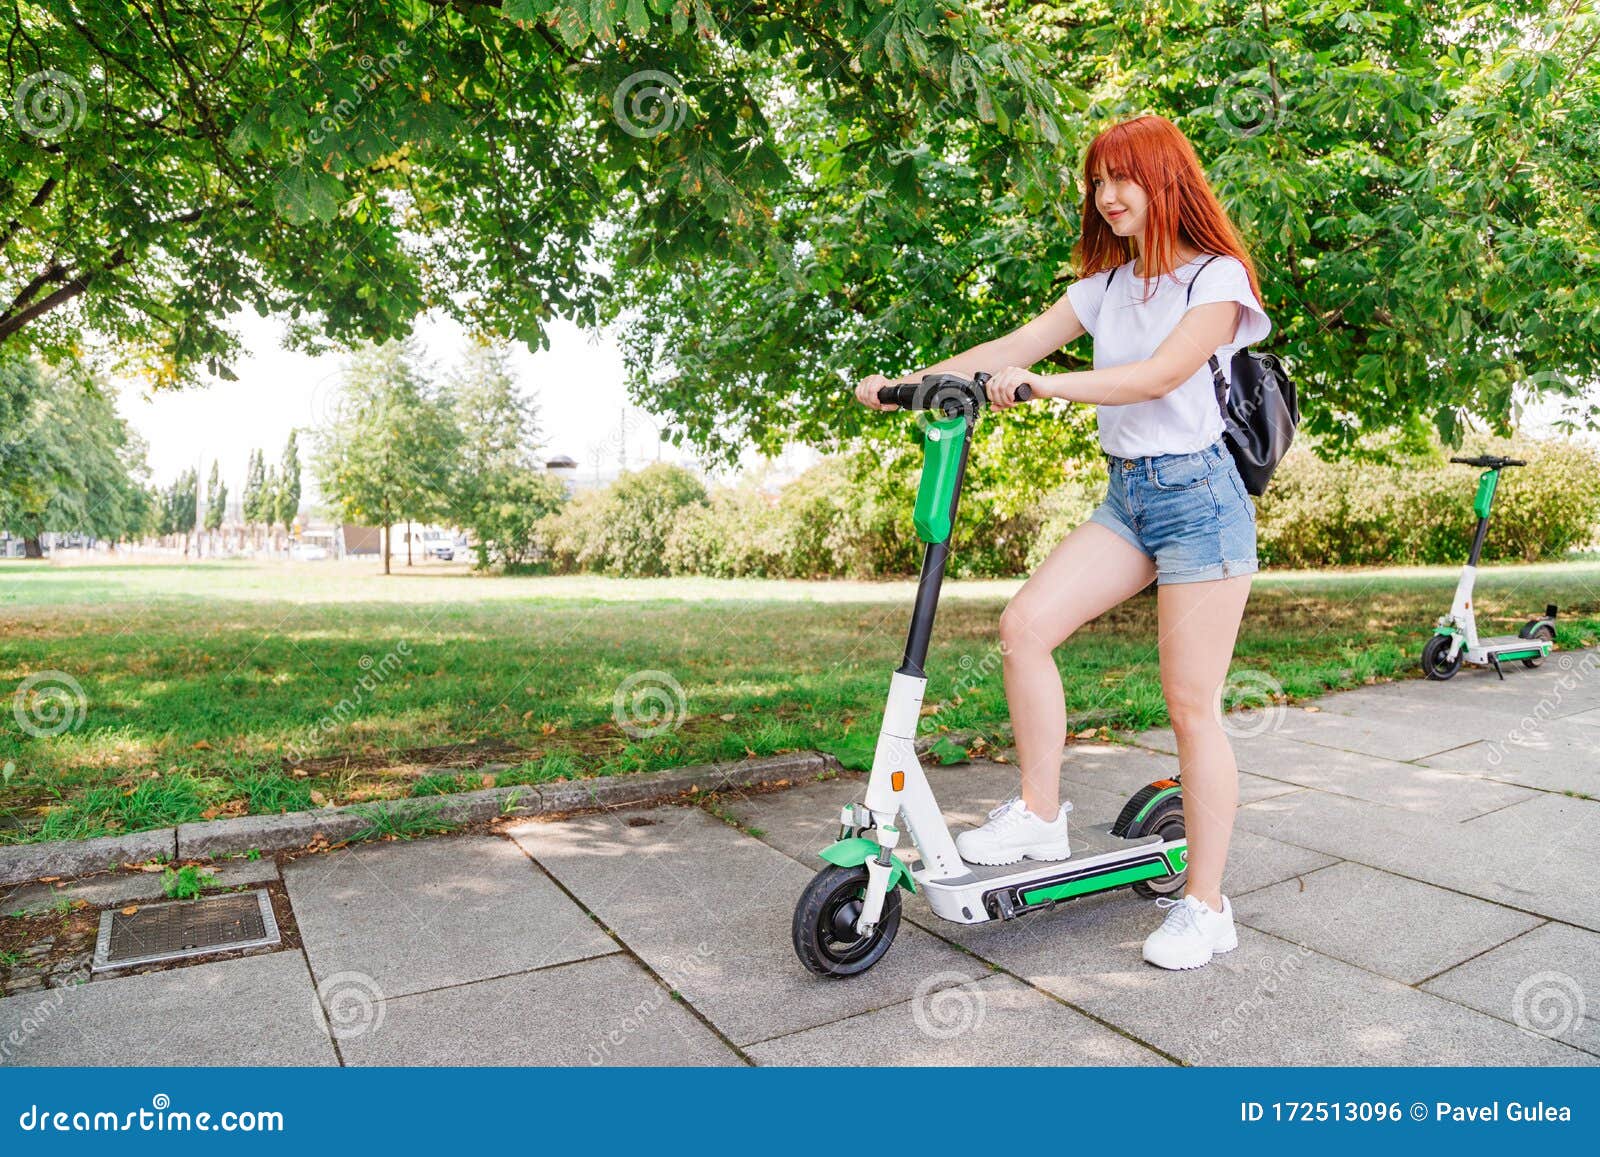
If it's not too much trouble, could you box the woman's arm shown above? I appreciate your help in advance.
[985,300,1240,408]
[903,290,1088,380]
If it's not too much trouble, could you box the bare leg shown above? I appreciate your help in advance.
[1155,574,1253,911]
[998,522,1157,818]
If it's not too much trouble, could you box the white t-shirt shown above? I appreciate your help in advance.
[1064,253,1272,458]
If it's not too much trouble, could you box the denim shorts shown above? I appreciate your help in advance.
[1086,440,1259,584]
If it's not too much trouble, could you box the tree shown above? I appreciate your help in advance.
[203,460,228,549]
[599,0,1600,468]
[0,354,152,555]
[446,338,557,567]
[0,1,1061,394]
[241,448,266,548]
[275,430,302,538]
[314,338,460,575]
[261,466,280,552]
[155,467,198,556]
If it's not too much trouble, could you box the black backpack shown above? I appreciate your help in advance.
[1106,256,1297,496]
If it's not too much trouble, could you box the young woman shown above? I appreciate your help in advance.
[853,114,1271,971]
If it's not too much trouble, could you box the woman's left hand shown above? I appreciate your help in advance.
[985,366,1047,410]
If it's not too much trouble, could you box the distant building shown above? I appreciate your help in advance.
[545,454,582,496]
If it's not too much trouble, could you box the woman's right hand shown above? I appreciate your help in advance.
[854,373,899,411]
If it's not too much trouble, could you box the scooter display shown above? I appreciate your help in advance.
[792,373,1188,977]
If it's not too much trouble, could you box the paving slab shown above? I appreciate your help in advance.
[1,858,280,916]
[1265,706,1467,762]
[1418,730,1600,797]
[337,954,742,1066]
[1421,922,1599,1058]
[1231,861,1544,984]
[1235,789,1600,932]
[285,833,617,1001]
[507,805,978,1047]
[747,971,1168,1066]
[0,951,336,1066]
[923,889,1591,1066]
[1225,732,1535,820]
[1056,742,1298,805]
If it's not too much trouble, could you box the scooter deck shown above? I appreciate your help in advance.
[956,821,1164,885]
[913,822,1181,923]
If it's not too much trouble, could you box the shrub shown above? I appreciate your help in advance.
[537,462,706,576]
[664,486,788,578]
[1256,436,1600,567]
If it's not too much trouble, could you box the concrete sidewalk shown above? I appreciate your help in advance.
[4,653,1598,1066]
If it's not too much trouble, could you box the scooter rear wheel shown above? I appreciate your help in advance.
[1518,621,1555,667]
[1131,795,1187,899]
[793,864,902,978]
[1422,634,1463,680]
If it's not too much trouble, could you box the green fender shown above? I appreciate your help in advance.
[818,837,918,894]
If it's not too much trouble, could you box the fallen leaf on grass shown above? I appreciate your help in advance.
[1074,728,1098,739]
[191,740,213,751]
[309,790,328,806]
[481,774,495,788]
[120,906,138,916]
[720,713,735,721]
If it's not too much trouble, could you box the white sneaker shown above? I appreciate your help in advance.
[1141,894,1238,970]
[955,795,1072,866]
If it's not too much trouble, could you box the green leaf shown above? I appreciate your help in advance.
[625,0,649,36]
[926,737,970,765]
[502,0,558,20]
[819,740,874,772]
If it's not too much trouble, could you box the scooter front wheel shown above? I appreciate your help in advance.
[793,864,902,978]
[1422,634,1463,680]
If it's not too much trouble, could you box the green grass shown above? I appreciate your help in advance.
[2,557,1598,845]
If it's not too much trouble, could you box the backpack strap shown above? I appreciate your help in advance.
[1184,255,1229,413]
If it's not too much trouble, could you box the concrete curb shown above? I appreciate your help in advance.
[0,750,842,888]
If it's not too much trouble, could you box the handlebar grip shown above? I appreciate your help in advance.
[875,375,1032,409]
[1506,458,1527,466]
[974,370,1032,402]
[1449,457,1474,464]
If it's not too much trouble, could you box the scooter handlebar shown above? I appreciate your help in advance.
[1450,455,1527,468]
[876,371,1033,413]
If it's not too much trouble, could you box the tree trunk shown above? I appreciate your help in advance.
[383,523,391,575]
[23,536,42,558]
[406,519,413,566]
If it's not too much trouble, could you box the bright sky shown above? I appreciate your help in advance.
[113,308,819,499]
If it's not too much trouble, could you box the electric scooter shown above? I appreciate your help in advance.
[1420,454,1557,681]
[792,373,1188,977]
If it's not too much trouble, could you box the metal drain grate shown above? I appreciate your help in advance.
[93,890,280,972]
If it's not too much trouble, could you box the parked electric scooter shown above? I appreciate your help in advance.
[1420,455,1557,681]
[792,373,1188,977]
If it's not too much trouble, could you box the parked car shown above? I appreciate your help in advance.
[289,543,329,561]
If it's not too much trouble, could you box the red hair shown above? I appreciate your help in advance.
[1074,115,1261,304]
